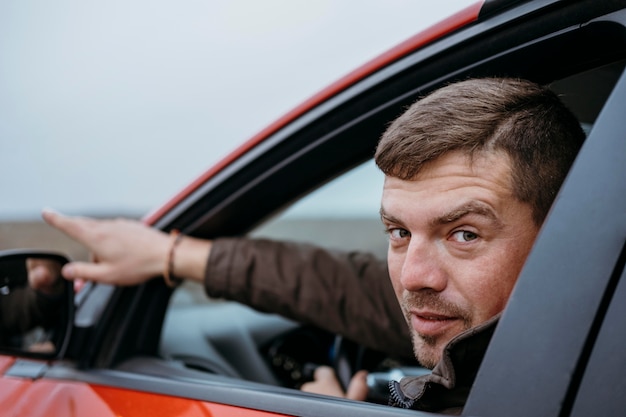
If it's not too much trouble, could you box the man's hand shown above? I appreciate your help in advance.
[300,366,369,401]
[42,209,170,286]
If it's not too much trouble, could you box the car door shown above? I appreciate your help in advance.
[465,48,626,417]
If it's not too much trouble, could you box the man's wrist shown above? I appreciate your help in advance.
[161,234,212,284]
[163,230,184,287]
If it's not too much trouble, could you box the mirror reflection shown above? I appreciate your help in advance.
[0,252,71,356]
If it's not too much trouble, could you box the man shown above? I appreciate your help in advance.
[42,77,585,414]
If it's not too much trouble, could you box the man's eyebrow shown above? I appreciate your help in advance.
[433,201,503,228]
[379,207,401,224]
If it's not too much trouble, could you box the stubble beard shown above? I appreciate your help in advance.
[401,291,472,369]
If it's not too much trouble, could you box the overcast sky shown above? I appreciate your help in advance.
[1,0,474,220]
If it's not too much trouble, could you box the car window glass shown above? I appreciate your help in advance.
[550,59,626,134]
[251,159,387,259]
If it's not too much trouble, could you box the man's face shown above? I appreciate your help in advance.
[380,150,539,368]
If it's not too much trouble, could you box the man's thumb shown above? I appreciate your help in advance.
[346,370,368,401]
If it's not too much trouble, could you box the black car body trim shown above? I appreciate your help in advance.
[569,257,626,417]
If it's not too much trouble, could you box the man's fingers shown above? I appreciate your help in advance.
[300,366,345,397]
[300,367,368,401]
[61,261,110,283]
[42,208,89,242]
[41,208,64,228]
[313,366,342,386]
[345,370,369,401]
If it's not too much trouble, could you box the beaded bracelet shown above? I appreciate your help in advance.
[163,229,184,288]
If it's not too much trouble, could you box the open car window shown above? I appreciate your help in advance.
[162,160,396,391]
[168,159,387,309]
[160,54,626,407]
[252,159,387,259]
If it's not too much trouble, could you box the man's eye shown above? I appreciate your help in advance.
[450,230,478,242]
[389,228,410,239]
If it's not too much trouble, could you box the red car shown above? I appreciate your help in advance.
[2,0,626,416]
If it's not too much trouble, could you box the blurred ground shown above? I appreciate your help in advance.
[1,218,387,263]
[0,221,90,261]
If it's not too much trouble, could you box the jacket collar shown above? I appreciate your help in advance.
[389,314,500,414]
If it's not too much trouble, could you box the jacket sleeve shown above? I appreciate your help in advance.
[204,237,414,361]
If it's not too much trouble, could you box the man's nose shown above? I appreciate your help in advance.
[400,238,447,292]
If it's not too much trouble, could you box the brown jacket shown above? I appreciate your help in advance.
[204,237,414,360]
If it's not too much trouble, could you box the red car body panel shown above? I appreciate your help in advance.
[0,375,290,417]
[143,0,484,226]
[0,356,15,374]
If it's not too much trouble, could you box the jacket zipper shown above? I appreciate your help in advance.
[388,380,416,409]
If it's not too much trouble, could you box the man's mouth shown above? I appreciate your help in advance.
[410,311,458,337]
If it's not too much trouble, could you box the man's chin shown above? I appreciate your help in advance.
[412,335,444,369]
[415,352,439,370]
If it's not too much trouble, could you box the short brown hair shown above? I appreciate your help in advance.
[375,78,585,225]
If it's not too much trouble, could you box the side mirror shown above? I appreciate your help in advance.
[0,250,73,359]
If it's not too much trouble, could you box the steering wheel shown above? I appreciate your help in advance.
[332,336,365,391]
[332,336,426,404]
